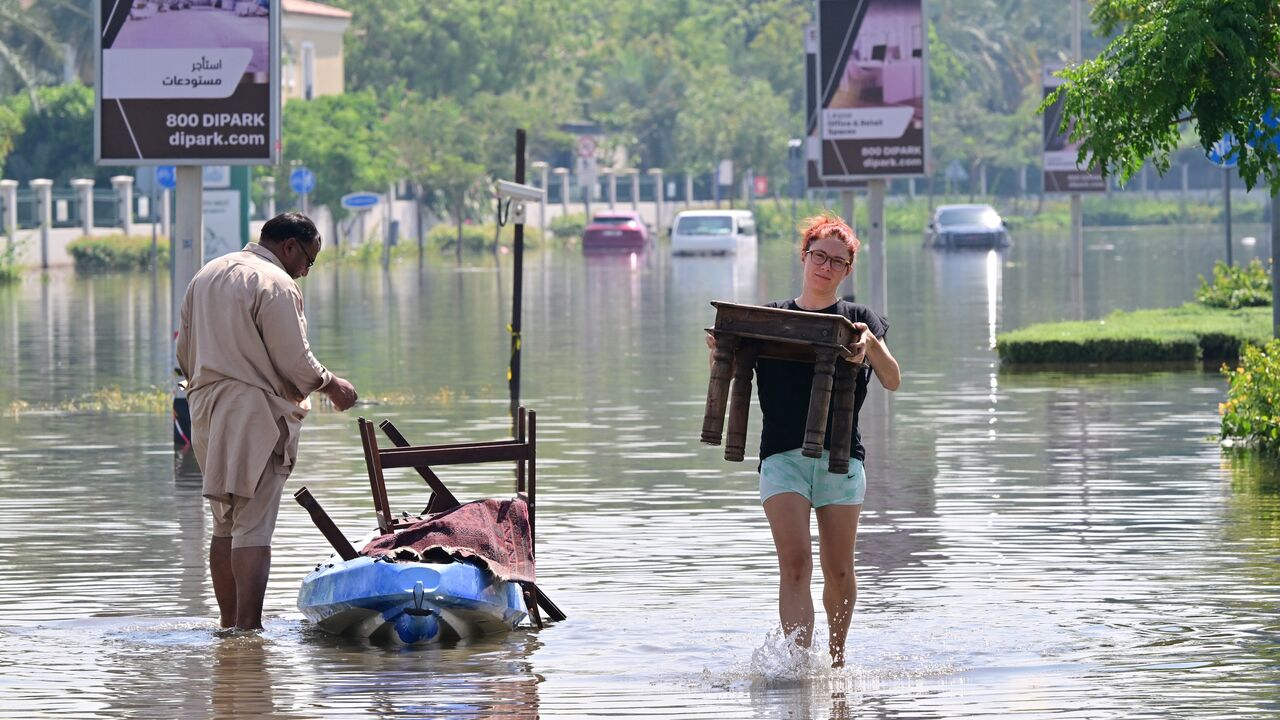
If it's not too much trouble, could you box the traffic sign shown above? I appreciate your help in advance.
[290,166,316,195]
[1207,133,1239,168]
[155,166,176,190]
[341,192,379,210]
[576,135,597,158]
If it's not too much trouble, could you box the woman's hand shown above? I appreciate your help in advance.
[847,322,872,365]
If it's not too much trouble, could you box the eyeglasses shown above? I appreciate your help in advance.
[295,239,316,269]
[804,248,852,272]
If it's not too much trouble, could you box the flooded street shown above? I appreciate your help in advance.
[0,221,1277,718]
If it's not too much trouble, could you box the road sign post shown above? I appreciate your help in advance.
[290,166,315,216]
[1207,133,1238,266]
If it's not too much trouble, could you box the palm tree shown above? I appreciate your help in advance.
[0,0,91,101]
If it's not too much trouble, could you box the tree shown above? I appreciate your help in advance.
[2,83,102,185]
[276,90,393,217]
[1054,0,1280,191]
[385,94,488,261]
[0,0,91,97]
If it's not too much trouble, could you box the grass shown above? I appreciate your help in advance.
[67,235,168,272]
[7,386,173,416]
[995,304,1272,365]
[0,238,23,283]
[6,384,473,417]
[749,195,1267,243]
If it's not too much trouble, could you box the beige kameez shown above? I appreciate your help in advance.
[176,243,332,502]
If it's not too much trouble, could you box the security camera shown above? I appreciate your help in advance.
[494,179,544,203]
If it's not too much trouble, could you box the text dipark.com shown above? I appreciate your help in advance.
[169,131,266,149]
[164,112,266,147]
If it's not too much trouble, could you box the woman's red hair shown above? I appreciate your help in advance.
[798,213,859,258]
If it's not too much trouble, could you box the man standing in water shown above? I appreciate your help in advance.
[177,212,358,631]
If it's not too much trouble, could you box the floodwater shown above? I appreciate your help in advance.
[0,220,1277,718]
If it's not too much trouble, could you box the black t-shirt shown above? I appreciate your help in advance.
[756,299,889,464]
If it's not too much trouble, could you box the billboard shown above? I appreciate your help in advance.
[96,0,280,165]
[818,0,927,180]
[805,24,863,190]
[1042,64,1106,193]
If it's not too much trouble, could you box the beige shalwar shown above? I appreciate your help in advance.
[176,243,332,504]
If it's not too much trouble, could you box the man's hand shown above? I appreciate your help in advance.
[324,376,358,411]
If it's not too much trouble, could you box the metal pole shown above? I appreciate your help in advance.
[868,179,887,315]
[841,189,856,300]
[1224,168,1233,266]
[1272,188,1280,338]
[1070,0,1083,309]
[510,129,527,421]
[173,165,204,364]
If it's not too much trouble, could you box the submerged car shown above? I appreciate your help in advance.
[927,204,1010,249]
[670,210,757,255]
[582,211,649,252]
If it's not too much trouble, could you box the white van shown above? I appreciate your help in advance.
[670,210,757,255]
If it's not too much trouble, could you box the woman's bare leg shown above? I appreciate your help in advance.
[764,492,815,646]
[815,503,861,667]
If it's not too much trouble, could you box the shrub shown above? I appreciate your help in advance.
[425,222,544,254]
[548,212,586,241]
[68,235,168,272]
[1196,259,1271,309]
[1221,339,1280,453]
[0,240,20,283]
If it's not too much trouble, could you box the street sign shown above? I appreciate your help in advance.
[945,160,968,183]
[576,135,597,158]
[290,166,315,194]
[341,191,379,210]
[1207,133,1239,168]
[155,165,176,190]
[718,160,734,186]
[753,175,769,196]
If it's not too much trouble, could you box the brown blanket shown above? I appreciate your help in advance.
[360,498,535,583]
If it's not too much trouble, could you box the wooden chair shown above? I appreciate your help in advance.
[356,407,563,624]
[358,407,536,536]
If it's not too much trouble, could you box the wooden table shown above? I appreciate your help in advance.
[701,301,860,474]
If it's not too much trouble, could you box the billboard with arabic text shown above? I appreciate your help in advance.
[95,0,280,165]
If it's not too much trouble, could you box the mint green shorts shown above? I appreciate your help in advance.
[759,449,866,507]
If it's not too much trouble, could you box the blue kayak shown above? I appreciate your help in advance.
[297,555,528,644]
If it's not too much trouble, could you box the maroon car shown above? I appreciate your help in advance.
[582,211,649,252]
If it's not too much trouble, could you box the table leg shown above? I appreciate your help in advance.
[827,362,855,474]
[701,333,737,445]
[802,347,837,458]
[724,340,758,462]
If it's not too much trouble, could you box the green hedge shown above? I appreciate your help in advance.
[996,304,1271,364]
[68,235,168,272]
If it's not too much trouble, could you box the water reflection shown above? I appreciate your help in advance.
[1,225,1278,717]
[670,246,758,304]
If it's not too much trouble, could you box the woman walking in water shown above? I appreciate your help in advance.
[714,214,899,666]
